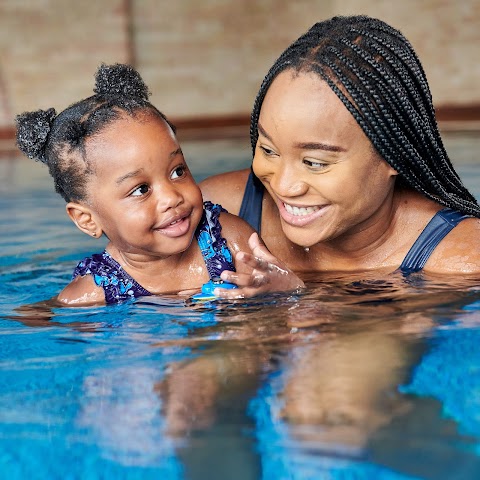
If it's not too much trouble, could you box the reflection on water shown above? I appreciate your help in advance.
[3,274,480,479]
[1,137,480,479]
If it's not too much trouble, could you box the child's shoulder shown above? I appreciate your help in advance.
[207,201,256,252]
[57,274,105,306]
[57,251,114,306]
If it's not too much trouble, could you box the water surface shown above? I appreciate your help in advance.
[1,135,480,479]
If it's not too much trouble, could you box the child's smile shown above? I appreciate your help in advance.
[154,211,193,238]
[84,113,204,260]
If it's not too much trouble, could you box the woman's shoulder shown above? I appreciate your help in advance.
[426,215,480,274]
[199,168,251,215]
[217,209,256,255]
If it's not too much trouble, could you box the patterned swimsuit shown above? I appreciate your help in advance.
[72,202,235,304]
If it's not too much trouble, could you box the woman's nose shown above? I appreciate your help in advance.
[270,162,307,197]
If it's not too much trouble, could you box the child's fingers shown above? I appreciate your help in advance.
[214,283,264,300]
[247,232,263,251]
[213,287,246,300]
[216,234,305,299]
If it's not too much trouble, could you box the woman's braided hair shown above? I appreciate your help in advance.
[250,15,480,216]
[15,63,175,203]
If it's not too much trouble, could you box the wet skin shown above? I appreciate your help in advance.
[200,69,480,275]
[57,114,259,305]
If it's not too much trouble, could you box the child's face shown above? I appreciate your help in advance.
[84,114,204,259]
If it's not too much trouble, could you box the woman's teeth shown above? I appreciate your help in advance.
[284,203,320,216]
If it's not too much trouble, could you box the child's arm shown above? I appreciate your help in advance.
[218,214,305,298]
[56,275,106,306]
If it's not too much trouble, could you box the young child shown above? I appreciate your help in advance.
[15,63,302,305]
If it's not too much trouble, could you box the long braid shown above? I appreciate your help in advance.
[250,15,480,217]
[354,30,466,194]
[329,44,453,200]
[342,28,477,208]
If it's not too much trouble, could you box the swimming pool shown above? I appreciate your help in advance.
[1,134,480,479]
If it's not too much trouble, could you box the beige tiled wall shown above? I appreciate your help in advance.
[0,0,478,127]
[0,0,130,126]
[132,0,334,118]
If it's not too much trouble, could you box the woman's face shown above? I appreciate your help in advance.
[252,69,398,248]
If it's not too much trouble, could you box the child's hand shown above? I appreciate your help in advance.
[214,232,305,299]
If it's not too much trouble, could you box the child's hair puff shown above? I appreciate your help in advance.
[15,63,174,203]
[93,63,150,100]
[16,108,56,164]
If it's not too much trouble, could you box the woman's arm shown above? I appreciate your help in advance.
[426,217,480,274]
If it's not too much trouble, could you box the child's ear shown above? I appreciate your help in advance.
[66,202,103,239]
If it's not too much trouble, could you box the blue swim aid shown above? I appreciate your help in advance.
[191,202,238,302]
[191,277,238,302]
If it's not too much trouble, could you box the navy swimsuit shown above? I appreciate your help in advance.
[238,172,264,234]
[72,202,235,304]
[239,172,470,274]
[399,207,471,274]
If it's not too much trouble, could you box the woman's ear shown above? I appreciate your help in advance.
[66,202,103,239]
[388,164,399,177]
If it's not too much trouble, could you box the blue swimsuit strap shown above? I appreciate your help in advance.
[399,208,471,274]
[195,201,236,279]
[72,251,151,304]
[238,171,264,233]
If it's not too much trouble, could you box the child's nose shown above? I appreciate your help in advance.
[156,184,183,211]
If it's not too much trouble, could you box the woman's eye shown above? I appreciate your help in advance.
[171,165,187,179]
[304,159,328,170]
[259,145,277,157]
[130,184,149,197]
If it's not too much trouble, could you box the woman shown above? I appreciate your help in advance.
[202,15,480,296]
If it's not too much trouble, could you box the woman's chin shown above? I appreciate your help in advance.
[282,225,324,249]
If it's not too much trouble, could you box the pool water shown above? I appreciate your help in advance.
[1,135,480,479]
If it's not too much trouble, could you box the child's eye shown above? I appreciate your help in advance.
[130,184,150,197]
[171,165,187,179]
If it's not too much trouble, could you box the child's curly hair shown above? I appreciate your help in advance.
[16,63,175,203]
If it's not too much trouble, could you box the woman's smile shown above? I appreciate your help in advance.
[284,202,320,217]
[278,199,328,227]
